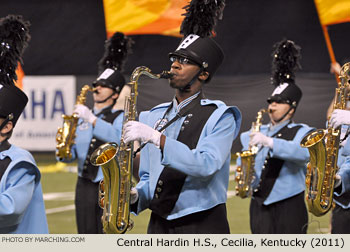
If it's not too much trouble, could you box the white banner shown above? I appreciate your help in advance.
[11,76,76,151]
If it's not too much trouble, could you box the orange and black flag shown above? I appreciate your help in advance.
[314,0,350,80]
[102,0,188,38]
[314,0,350,26]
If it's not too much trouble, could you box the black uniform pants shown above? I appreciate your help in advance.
[331,204,350,233]
[75,176,103,234]
[147,203,230,234]
[250,192,308,234]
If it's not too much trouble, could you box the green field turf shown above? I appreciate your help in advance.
[37,153,332,234]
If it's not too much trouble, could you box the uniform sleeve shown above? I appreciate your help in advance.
[335,156,350,195]
[93,112,123,144]
[161,110,237,177]
[0,162,37,227]
[271,126,312,164]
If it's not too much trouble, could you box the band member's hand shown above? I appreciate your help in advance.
[249,132,273,149]
[74,104,97,124]
[330,62,341,75]
[329,109,350,129]
[130,187,139,204]
[335,174,341,188]
[123,121,161,147]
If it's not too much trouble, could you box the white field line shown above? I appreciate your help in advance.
[46,204,75,214]
[44,192,75,215]
[43,192,74,201]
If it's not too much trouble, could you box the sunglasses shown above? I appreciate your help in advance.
[267,96,290,104]
[92,83,110,89]
[170,56,196,65]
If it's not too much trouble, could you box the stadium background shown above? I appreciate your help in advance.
[1,0,348,233]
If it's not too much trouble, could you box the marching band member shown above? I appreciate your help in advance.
[57,32,132,233]
[328,69,350,233]
[0,15,48,233]
[237,39,313,233]
[124,0,242,233]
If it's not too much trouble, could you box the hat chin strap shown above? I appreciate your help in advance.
[179,66,204,92]
[273,105,295,123]
[0,114,11,131]
[95,92,116,104]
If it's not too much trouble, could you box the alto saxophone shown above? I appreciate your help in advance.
[300,62,350,216]
[90,66,172,234]
[56,85,95,159]
[235,108,267,198]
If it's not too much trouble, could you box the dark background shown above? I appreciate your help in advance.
[2,0,349,152]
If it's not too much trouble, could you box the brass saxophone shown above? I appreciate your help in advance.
[56,85,95,159]
[235,108,267,198]
[300,62,350,216]
[90,66,172,234]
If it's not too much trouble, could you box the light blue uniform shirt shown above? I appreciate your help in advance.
[238,120,313,205]
[0,145,48,233]
[133,94,241,220]
[58,107,123,182]
[334,126,350,207]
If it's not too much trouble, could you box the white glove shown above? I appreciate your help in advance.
[249,132,273,149]
[334,174,341,188]
[123,121,161,148]
[74,104,97,124]
[329,109,350,129]
[130,187,139,204]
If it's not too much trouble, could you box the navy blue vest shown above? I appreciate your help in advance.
[149,97,217,218]
[252,124,303,204]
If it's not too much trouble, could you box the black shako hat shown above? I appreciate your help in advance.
[169,35,224,83]
[93,68,125,93]
[267,39,302,108]
[93,32,133,93]
[0,83,28,126]
[267,82,302,108]
[0,15,30,129]
[168,0,226,83]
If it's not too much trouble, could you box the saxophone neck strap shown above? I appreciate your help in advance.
[133,93,204,157]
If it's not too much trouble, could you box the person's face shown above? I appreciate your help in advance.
[268,101,293,124]
[0,118,13,141]
[93,85,115,103]
[169,56,202,89]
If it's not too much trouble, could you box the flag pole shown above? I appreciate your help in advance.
[321,26,340,83]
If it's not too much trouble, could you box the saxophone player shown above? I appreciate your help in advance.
[327,61,350,233]
[57,32,132,234]
[237,39,313,234]
[123,0,242,234]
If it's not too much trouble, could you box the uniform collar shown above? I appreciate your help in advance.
[268,119,291,133]
[172,91,201,113]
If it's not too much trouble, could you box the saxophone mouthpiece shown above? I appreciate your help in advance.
[160,71,174,79]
